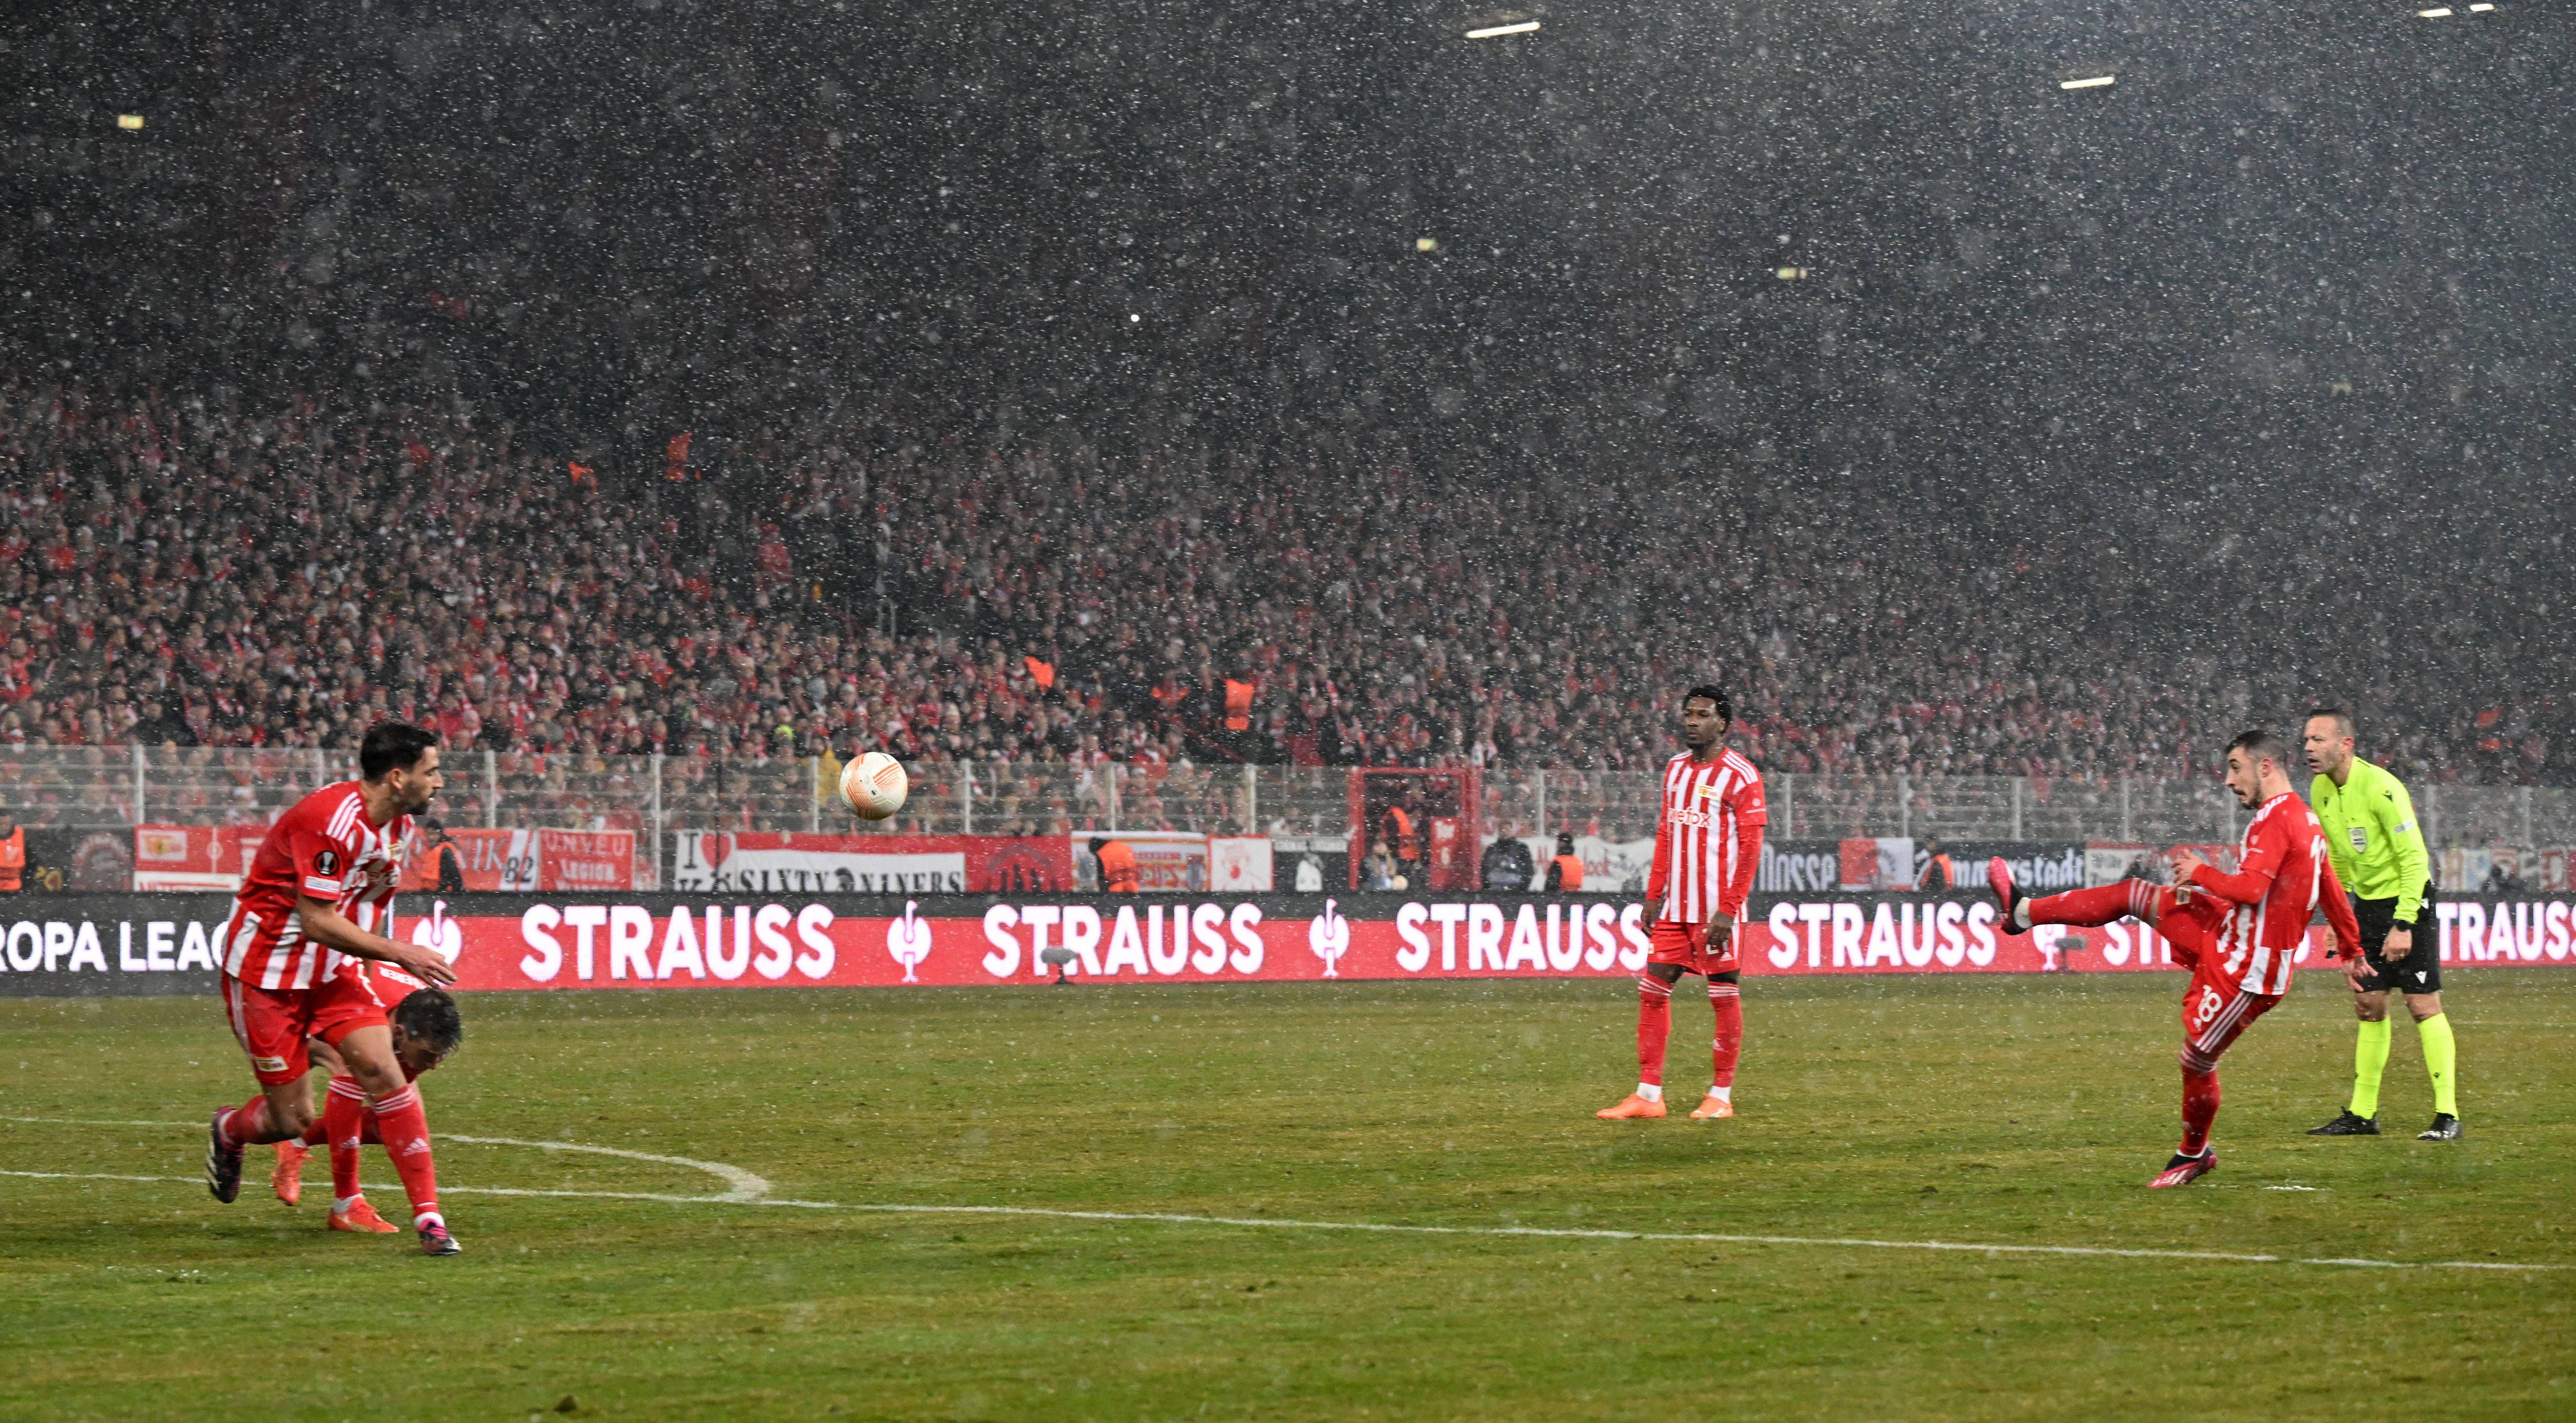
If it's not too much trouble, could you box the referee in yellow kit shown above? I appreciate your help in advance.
[2302,708,2462,1141]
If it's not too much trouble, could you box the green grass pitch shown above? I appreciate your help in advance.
[4,972,2573,1420]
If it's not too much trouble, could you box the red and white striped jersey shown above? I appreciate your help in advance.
[2186,791,2360,996]
[219,781,414,991]
[1646,748,1768,925]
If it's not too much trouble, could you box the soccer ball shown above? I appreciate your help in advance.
[839,751,908,821]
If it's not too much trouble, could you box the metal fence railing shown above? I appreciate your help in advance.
[1,746,2568,885]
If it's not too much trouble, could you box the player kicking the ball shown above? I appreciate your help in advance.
[1599,686,1766,1121]
[203,723,465,1255]
[1988,729,2364,1187]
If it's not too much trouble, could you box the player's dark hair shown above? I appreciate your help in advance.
[2225,728,2290,774]
[394,986,464,1055]
[1681,684,1730,726]
[360,722,440,781]
[2309,706,2356,740]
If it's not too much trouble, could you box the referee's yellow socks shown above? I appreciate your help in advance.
[2418,1013,2459,1117]
[2350,1018,2392,1118]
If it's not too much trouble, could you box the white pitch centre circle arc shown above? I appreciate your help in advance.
[0,1116,769,1204]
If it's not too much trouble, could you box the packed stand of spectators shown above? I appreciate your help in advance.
[1,375,2566,797]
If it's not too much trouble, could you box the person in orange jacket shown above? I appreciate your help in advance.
[0,810,23,894]
[1546,833,1586,892]
[1091,836,1140,893]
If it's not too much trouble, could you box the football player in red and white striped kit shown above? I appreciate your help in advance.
[1990,729,2364,1187]
[1599,685,1767,1121]
[202,722,465,1255]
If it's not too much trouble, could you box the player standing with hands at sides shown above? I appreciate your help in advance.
[2302,709,2461,1141]
[1599,686,1765,1122]
[1989,730,2364,1186]
[203,723,466,1255]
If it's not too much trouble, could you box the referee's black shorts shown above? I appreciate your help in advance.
[2351,882,2440,995]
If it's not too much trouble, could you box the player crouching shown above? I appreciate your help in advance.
[1988,729,2365,1188]
[272,983,463,1236]
[204,724,464,1256]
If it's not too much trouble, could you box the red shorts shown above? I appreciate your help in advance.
[221,967,388,1086]
[1647,919,1739,977]
[2148,887,2227,968]
[2178,963,2279,1073]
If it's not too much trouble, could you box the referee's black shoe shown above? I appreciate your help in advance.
[2308,1110,2380,1136]
[2417,1113,2463,1141]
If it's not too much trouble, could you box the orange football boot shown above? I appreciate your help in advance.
[271,1141,309,1206]
[1689,1095,1735,1120]
[329,1197,402,1234]
[1596,1093,1667,1120]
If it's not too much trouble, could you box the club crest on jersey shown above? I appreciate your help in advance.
[1695,783,1720,801]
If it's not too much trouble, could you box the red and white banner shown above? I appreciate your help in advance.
[1208,837,1273,892]
[670,832,1073,895]
[538,829,634,892]
[1080,831,1208,892]
[137,824,626,892]
[382,894,2501,993]
[400,828,536,892]
[131,824,262,892]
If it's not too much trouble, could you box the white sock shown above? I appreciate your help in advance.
[414,1210,443,1231]
[1707,1086,1732,1103]
[1635,1083,1662,1103]
[333,1195,361,1214]
[2010,902,2032,932]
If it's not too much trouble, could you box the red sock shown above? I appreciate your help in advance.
[1709,983,1743,1090]
[299,1112,328,1147]
[324,1077,369,1204]
[366,1085,442,1227]
[2180,1066,2221,1155]
[1635,975,1673,1088]
[2028,882,2167,928]
[217,1093,273,1147]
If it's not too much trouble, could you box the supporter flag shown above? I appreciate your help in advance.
[1223,678,1255,732]
[1024,656,1056,690]
[567,460,595,486]
[665,431,694,481]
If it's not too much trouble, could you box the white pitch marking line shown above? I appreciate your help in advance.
[0,1168,738,1204]
[7,1120,2566,1274]
[3,1115,231,1129]
[785,1202,2572,1272]
[1,1169,197,1185]
[2,1118,768,1203]
[441,1135,771,1203]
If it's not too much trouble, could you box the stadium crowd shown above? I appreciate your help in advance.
[0,375,2563,790]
